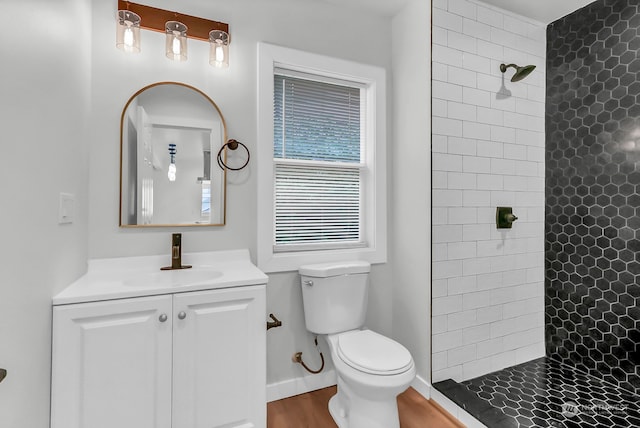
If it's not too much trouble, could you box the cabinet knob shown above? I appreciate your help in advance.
[178,311,187,320]
[159,313,168,323]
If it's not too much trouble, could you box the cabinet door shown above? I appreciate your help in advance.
[51,295,173,428]
[172,285,266,428]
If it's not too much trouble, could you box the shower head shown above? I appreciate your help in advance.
[500,63,536,82]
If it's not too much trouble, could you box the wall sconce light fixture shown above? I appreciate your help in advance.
[209,30,230,68]
[165,21,188,61]
[116,10,141,53]
[116,1,230,67]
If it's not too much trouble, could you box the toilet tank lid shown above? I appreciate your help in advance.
[299,261,370,277]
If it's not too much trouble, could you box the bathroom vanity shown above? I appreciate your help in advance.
[50,249,267,428]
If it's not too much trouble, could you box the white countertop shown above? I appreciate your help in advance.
[53,249,268,305]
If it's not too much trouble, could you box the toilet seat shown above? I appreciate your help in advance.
[336,330,413,376]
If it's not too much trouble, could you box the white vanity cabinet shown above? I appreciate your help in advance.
[51,284,266,428]
[172,286,265,428]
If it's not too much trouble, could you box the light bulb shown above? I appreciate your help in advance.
[123,26,134,48]
[168,163,176,181]
[172,33,181,56]
[215,45,224,63]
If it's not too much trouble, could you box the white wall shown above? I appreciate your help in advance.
[0,2,434,422]
[431,0,546,383]
[87,0,394,394]
[391,0,432,383]
[0,0,91,426]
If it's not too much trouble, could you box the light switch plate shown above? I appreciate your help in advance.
[59,193,75,224]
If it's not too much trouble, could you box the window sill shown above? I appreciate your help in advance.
[257,245,386,273]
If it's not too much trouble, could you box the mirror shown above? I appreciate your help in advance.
[120,82,226,227]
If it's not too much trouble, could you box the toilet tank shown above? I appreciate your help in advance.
[298,261,370,335]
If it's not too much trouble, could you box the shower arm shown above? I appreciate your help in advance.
[500,63,518,73]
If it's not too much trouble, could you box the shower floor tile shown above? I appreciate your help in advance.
[459,357,640,428]
[463,357,640,428]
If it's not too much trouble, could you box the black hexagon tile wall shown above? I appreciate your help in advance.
[546,0,640,396]
[434,1,640,427]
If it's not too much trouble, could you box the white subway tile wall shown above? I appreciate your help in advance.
[432,0,546,383]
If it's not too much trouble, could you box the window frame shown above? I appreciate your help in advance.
[257,42,387,273]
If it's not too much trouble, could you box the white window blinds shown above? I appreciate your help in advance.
[273,73,364,251]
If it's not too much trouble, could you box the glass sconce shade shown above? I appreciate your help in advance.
[209,30,230,68]
[116,10,141,53]
[168,143,177,181]
[165,21,188,61]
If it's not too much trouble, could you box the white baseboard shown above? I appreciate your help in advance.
[410,375,431,399]
[268,372,431,403]
[267,370,337,402]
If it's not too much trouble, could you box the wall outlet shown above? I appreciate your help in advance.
[58,193,75,224]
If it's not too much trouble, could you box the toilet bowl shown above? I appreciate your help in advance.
[325,329,416,428]
[298,261,416,428]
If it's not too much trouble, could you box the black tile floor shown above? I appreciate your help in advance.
[434,357,640,428]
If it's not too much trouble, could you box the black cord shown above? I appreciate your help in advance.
[217,139,250,171]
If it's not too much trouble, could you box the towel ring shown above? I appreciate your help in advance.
[217,139,250,171]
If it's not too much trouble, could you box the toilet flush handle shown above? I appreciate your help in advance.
[303,280,314,287]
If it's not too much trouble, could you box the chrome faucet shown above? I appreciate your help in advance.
[161,233,192,270]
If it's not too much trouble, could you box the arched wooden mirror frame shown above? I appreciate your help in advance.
[119,82,227,227]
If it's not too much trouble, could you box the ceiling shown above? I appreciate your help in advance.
[318,0,410,17]
[320,0,595,23]
[479,0,594,24]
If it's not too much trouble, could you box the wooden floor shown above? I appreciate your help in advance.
[267,386,465,428]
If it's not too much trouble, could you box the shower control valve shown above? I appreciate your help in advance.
[496,207,518,229]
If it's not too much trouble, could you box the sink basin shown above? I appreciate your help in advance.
[52,249,269,305]
[123,269,223,288]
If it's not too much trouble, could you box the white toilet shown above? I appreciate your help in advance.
[299,261,416,428]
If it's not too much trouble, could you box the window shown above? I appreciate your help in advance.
[273,72,364,251]
[257,43,387,272]
[201,181,211,219]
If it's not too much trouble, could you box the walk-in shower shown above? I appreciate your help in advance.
[432,0,640,427]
